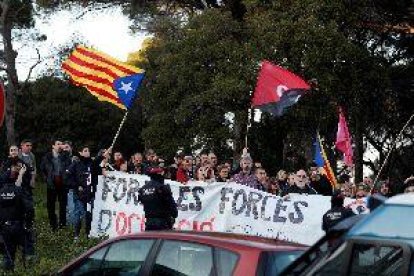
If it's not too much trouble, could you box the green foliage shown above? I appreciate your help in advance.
[16,77,145,156]
[1,0,410,176]
[137,0,413,174]
[140,10,252,158]
[2,0,34,28]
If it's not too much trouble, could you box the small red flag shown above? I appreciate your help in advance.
[252,61,310,116]
[336,108,353,166]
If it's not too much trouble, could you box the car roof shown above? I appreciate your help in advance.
[384,193,414,206]
[59,231,307,273]
[346,195,414,242]
[109,231,308,251]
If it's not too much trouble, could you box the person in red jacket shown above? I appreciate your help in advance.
[176,155,193,184]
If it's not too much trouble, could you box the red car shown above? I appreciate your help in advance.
[58,231,307,276]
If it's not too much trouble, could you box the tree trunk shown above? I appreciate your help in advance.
[1,1,19,145]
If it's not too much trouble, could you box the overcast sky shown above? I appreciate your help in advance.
[15,5,147,80]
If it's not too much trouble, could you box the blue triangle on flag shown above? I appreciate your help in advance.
[313,137,325,167]
[113,73,145,109]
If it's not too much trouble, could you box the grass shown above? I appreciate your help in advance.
[0,182,103,275]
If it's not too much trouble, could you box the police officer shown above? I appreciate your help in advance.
[139,167,178,231]
[0,162,28,271]
[322,191,354,233]
[0,151,35,261]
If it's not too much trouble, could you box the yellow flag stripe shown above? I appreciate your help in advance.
[88,90,126,109]
[67,74,117,97]
[78,45,144,73]
[320,140,337,187]
[71,51,131,78]
[63,60,115,83]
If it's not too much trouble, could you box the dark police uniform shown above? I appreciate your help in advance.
[0,182,27,270]
[0,159,35,258]
[322,206,354,233]
[138,174,178,231]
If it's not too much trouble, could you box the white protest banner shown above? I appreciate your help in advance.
[90,172,355,245]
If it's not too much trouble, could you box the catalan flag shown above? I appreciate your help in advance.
[62,45,145,109]
[314,133,337,189]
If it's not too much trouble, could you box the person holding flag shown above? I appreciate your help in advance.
[309,162,334,196]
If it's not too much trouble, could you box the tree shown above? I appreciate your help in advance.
[1,0,410,177]
[138,12,251,159]
[136,0,412,176]
[1,0,144,146]
[0,0,34,145]
[15,76,145,156]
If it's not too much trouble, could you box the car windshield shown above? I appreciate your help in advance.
[348,205,414,240]
[257,250,304,275]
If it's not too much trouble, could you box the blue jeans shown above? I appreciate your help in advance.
[66,189,76,226]
[73,194,86,237]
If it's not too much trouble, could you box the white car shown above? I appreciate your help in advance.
[282,193,414,276]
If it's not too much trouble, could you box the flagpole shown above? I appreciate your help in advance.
[110,110,129,149]
[373,113,414,186]
[245,106,253,149]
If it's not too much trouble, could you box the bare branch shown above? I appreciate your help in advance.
[74,2,122,20]
[19,48,42,92]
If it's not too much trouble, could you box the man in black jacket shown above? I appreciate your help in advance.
[0,162,28,271]
[139,167,178,231]
[309,163,333,196]
[67,146,93,240]
[40,139,71,230]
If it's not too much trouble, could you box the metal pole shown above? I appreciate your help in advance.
[245,107,253,149]
[110,111,129,149]
[373,113,414,185]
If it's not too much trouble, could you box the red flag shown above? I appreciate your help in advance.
[0,82,5,128]
[336,108,353,166]
[252,61,310,116]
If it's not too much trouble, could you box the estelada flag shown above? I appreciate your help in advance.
[62,45,145,109]
[252,61,310,116]
[314,133,337,189]
[0,82,5,128]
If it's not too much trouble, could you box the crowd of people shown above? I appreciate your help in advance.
[0,138,413,270]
